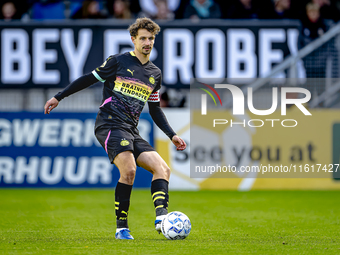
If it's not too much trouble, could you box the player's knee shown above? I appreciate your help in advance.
[162,163,171,180]
[165,166,171,179]
[122,169,136,184]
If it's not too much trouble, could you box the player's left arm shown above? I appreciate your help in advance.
[148,100,186,151]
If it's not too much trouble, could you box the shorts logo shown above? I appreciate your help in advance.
[127,69,134,76]
[120,139,130,146]
[149,76,155,84]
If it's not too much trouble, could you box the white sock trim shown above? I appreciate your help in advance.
[116,228,128,233]
[156,215,166,221]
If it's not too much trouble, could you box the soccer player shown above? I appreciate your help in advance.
[44,18,186,240]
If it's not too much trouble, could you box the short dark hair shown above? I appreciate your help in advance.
[128,18,161,37]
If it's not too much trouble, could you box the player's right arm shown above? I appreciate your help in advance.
[44,73,97,114]
[44,55,118,114]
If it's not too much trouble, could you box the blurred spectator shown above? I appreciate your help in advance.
[1,1,19,20]
[31,0,65,20]
[299,2,334,96]
[311,0,340,21]
[107,0,141,16]
[160,90,186,107]
[271,0,295,19]
[139,0,180,17]
[107,0,141,18]
[301,3,327,43]
[160,91,170,107]
[72,1,107,19]
[153,0,174,20]
[183,0,221,20]
[111,0,133,19]
[0,1,28,20]
[226,0,260,19]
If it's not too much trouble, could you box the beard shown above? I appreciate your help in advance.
[142,46,152,55]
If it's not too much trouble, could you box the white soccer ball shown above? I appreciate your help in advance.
[161,211,191,240]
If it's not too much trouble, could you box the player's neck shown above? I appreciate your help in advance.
[134,50,150,65]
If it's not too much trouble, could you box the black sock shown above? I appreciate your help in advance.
[115,182,132,228]
[151,179,169,216]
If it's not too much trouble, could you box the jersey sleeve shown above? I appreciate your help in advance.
[54,73,98,101]
[148,73,162,102]
[148,101,176,140]
[92,55,118,83]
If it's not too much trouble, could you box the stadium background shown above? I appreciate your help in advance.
[0,0,340,191]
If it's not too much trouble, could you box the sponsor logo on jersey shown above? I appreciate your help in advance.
[120,139,130,146]
[127,69,135,76]
[149,76,155,84]
[114,76,153,102]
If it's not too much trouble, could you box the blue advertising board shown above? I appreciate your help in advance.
[0,112,154,188]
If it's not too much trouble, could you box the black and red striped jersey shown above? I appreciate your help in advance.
[92,51,161,127]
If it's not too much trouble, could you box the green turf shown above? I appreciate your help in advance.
[0,189,340,254]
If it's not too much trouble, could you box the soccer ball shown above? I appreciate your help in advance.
[161,211,191,240]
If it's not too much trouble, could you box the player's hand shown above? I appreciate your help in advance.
[44,97,59,114]
[172,135,186,151]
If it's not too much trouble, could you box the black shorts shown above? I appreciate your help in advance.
[95,125,155,164]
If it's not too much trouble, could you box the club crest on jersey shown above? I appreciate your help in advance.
[120,139,130,146]
[149,76,155,84]
[127,69,135,76]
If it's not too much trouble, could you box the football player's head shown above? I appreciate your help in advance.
[128,17,160,38]
[129,18,160,56]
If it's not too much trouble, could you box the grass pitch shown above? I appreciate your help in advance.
[0,189,340,254]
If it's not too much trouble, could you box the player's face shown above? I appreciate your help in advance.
[133,29,155,56]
